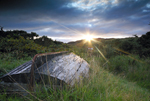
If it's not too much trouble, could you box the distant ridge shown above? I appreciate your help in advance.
[67,37,126,45]
[67,38,106,45]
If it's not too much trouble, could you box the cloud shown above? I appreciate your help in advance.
[93,0,150,25]
[0,0,150,42]
[0,0,88,22]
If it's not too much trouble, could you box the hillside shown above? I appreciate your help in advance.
[67,32,150,91]
[0,30,150,100]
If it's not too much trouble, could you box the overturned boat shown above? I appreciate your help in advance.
[0,52,89,92]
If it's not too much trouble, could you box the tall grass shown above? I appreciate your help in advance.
[1,48,150,101]
[0,55,31,77]
[105,55,150,90]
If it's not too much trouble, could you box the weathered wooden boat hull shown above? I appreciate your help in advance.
[0,52,89,92]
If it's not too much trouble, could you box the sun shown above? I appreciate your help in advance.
[83,34,93,42]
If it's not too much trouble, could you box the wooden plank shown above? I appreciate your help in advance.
[35,53,89,85]
[1,52,89,86]
[1,60,32,78]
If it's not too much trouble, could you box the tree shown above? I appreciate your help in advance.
[138,31,150,48]
[34,36,54,47]
[31,32,39,40]
[0,26,3,31]
[133,34,138,38]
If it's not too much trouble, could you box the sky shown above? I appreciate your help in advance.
[0,0,150,43]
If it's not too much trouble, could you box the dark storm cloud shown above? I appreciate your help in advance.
[0,0,88,27]
[0,0,70,13]
[94,0,149,19]
[0,0,90,39]
[87,0,150,38]
[0,0,150,42]
[94,0,150,27]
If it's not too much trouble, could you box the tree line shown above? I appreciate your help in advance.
[0,29,70,59]
[0,29,39,40]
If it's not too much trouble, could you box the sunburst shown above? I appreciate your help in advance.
[83,34,94,42]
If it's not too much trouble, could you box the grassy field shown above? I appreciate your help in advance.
[0,49,150,101]
[1,29,150,100]
[0,56,32,77]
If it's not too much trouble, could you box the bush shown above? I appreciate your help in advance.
[0,36,46,58]
[119,38,140,54]
[105,55,150,89]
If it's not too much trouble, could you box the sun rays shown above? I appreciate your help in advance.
[83,34,94,42]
